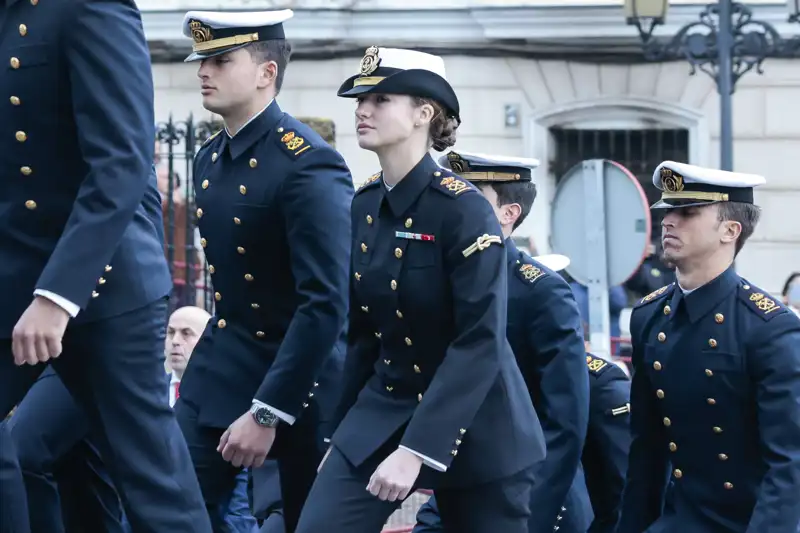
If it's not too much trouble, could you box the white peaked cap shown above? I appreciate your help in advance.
[181,10,294,37]
[368,48,448,80]
[438,150,540,170]
[652,161,765,191]
[533,254,570,272]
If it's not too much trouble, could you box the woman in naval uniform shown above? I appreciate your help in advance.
[294,46,545,533]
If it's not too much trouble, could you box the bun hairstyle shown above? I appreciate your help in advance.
[413,97,459,152]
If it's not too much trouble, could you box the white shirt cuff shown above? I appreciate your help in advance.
[251,399,295,425]
[399,445,448,472]
[34,290,80,318]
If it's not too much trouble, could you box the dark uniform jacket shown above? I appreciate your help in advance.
[180,101,353,430]
[618,266,800,533]
[0,0,171,336]
[331,154,544,488]
[505,240,590,530]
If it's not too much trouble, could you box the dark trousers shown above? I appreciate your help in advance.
[0,424,29,533]
[176,397,323,533]
[5,368,125,533]
[0,299,211,533]
[295,446,534,533]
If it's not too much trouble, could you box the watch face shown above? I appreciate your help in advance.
[255,407,278,427]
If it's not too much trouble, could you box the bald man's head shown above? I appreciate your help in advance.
[165,306,211,377]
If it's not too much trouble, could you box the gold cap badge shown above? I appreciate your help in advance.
[660,167,684,193]
[447,152,469,173]
[360,46,380,76]
[189,20,213,44]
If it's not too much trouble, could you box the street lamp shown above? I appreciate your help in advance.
[625,0,800,171]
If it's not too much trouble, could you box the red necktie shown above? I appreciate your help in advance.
[175,381,180,400]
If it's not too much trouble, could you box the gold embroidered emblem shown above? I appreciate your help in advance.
[281,132,295,143]
[360,46,380,76]
[462,234,502,258]
[189,20,213,44]
[519,264,544,283]
[447,152,469,173]
[660,167,684,193]
[440,176,470,195]
[750,292,780,314]
[285,137,304,151]
[587,356,607,373]
[641,285,670,304]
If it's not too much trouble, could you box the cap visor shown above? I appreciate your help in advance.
[650,198,720,210]
[337,84,380,98]
[184,44,249,63]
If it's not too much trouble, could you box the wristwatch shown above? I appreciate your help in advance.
[249,403,279,428]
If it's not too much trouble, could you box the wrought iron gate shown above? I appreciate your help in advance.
[155,114,337,314]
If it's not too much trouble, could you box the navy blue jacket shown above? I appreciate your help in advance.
[180,102,353,429]
[0,0,171,336]
[332,154,544,488]
[618,266,800,533]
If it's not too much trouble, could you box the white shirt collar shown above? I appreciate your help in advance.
[225,99,275,139]
[169,373,181,385]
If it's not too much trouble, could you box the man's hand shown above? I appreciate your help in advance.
[366,447,423,502]
[318,446,332,473]
[217,411,276,468]
[12,296,70,366]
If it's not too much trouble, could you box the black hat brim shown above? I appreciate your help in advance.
[338,69,460,121]
[184,43,250,63]
[650,198,721,210]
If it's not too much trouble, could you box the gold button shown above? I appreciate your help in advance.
[673,469,682,479]
[10,96,20,105]
[354,272,361,281]
[302,402,309,408]
[25,200,36,210]
[215,292,221,301]
[394,248,403,259]
[314,382,319,387]
[724,482,733,490]
[705,369,714,377]
[211,153,218,162]
[16,131,27,142]
[657,332,666,342]
[20,166,32,176]
[417,393,423,402]
[434,171,441,177]
[386,386,393,392]
[715,313,724,324]
[196,208,203,218]
[217,319,227,328]
[10,57,20,69]
[396,310,403,319]
[669,442,677,452]
[405,218,413,228]
[656,389,665,399]
[308,392,314,398]
[209,265,215,274]
[239,185,247,195]
[663,417,671,427]
[708,338,717,348]
[455,439,462,445]
[366,215,373,224]
[105,265,112,272]
[277,127,284,133]
[413,364,421,373]
[249,158,257,168]
[256,331,265,338]
[251,303,260,309]
[718,453,728,461]
[200,238,207,248]
[19,24,27,36]
[91,291,99,298]
[713,426,723,434]
[233,217,241,225]
[450,449,458,456]
[245,273,254,281]
[374,332,381,339]
[663,305,671,315]
[237,246,245,254]
[743,284,750,290]
[384,359,391,365]
[361,305,369,313]
[459,428,466,435]
[201,179,209,189]
[653,361,662,371]
[98,277,106,285]
[390,280,397,290]
[361,243,367,253]
[405,337,413,346]
[707,398,716,405]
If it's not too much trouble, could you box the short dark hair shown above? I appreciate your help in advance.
[716,201,760,256]
[246,40,293,93]
[486,181,538,231]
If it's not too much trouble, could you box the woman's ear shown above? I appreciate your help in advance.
[416,102,435,126]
